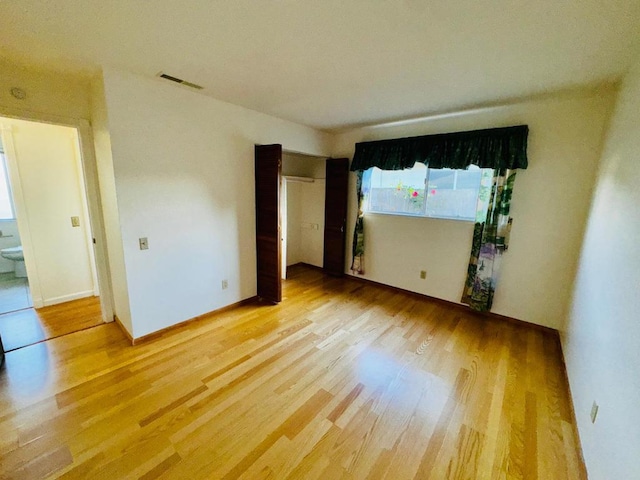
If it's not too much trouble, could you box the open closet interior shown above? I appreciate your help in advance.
[280,152,327,279]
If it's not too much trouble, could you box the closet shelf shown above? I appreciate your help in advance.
[283,175,315,183]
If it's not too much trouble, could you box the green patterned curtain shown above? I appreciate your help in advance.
[461,168,516,311]
[350,170,365,274]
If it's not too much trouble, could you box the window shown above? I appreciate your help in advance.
[364,163,492,221]
[0,153,15,220]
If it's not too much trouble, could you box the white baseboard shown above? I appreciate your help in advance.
[43,290,96,307]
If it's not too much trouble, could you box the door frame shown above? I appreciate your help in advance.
[280,177,288,280]
[0,106,114,323]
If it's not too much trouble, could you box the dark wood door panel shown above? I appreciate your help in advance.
[323,231,345,274]
[255,144,282,303]
[323,158,349,276]
[256,236,280,302]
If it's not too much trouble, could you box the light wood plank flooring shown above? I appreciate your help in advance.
[0,266,585,479]
[0,296,103,352]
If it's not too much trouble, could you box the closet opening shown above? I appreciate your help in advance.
[281,152,328,280]
[255,144,348,303]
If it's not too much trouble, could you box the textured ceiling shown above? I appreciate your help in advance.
[1,0,639,130]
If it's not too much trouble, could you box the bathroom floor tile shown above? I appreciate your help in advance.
[0,296,102,352]
[0,272,32,315]
[0,309,46,351]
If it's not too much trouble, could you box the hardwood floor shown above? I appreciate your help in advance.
[0,266,585,479]
[0,296,103,351]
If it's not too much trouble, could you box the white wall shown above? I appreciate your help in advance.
[283,180,326,270]
[100,68,332,338]
[282,152,326,178]
[0,118,96,306]
[298,180,326,268]
[562,55,640,480]
[285,181,302,267]
[332,87,616,329]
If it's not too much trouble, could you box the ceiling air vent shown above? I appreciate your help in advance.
[157,73,203,90]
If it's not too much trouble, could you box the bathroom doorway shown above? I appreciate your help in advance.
[0,116,103,351]
[0,133,32,314]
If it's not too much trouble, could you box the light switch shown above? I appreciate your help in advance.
[71,216,80,227]
[139,237,149,250]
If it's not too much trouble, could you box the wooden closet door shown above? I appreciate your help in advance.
[323,158,349,276]
[255,144,282,303]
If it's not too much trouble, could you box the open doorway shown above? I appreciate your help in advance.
[281,152,327,279]
[0,117,103,351]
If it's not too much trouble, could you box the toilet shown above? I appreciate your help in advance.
[1,246,27,278]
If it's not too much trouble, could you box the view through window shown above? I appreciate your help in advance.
[365,163,492,221]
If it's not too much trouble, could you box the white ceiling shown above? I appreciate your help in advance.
[1,0,639,131]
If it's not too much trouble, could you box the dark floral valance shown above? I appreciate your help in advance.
[350,125,529,172]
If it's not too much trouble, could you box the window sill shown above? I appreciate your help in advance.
[364,211,475,223]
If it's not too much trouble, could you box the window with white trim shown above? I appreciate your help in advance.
[364,163,492,221]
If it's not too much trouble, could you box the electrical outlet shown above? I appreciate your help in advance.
[420,270,427,279]
[590,401,599,423]
[222,279,228,290]
[139,237,148,250]
[71,216,80,227]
